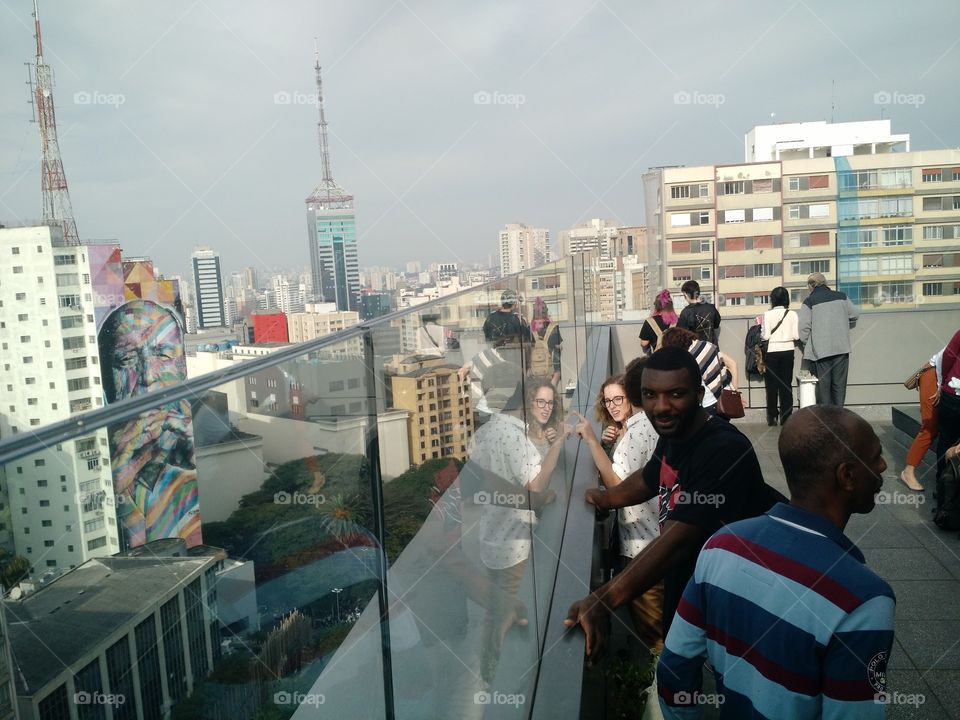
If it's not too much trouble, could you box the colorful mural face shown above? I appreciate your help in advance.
[98,298,201,549]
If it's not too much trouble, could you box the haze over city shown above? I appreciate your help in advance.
[1,0,958,277]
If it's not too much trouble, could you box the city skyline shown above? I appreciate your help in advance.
[1,1,957,278]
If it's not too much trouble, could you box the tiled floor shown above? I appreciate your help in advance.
[738,421,960,719]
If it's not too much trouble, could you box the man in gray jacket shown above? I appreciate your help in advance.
[798,272,859,406]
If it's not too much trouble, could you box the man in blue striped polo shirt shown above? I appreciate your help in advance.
[658,406,895,719]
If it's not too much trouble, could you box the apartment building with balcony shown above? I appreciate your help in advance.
[0,225,121,574]
[387,356,472,466]
[646,122,960,317]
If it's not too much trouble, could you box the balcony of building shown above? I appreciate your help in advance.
[0,254,959,719]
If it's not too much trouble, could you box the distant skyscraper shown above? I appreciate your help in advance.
[191,247,226,329]
[499,223,550,277]
[559,218,620,257]
[305,48,359,312]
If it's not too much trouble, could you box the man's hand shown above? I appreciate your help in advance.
[564,592,610,665]
[585,487,608,510]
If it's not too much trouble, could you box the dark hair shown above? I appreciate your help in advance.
[770,286,790,309]
[595,374,630,424]
[623,356,648,407]
[527,377,560,429]
[660,326,698,349]
[645,346,702,389]
[681,280,701,299]
[779,407,862,500]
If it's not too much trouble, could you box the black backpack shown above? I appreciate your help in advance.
[933,458,960,531]
[745,324,765,378]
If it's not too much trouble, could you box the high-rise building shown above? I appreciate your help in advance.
[306,51,360,312]
[559,218,620,257]
[360,290,393,320]
[645,120,960,317]
[191,247,226,329]
[498,223,550,277]
[0,225,122,572]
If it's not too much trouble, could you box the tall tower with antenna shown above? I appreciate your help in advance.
[27,0,79,246]
[305,43,359,312]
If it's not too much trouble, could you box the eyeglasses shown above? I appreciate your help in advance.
[533,399,555,409]
[602,395,626,407]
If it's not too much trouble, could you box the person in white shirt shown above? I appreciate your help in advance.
[573,359,662,650]
[762,287,800,427]
[468,361,571,594]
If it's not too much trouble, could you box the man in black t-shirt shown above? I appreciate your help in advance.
[565,346,778,660]
[482,289,531,344]
[677,280,721,346]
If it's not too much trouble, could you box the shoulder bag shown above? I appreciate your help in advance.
[757,310,788,373]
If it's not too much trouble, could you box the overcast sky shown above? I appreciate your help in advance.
[1,1,957,280]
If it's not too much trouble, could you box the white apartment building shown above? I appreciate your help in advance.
[558,218,621,257]
[0,225,122,575]
[191,247,226,329]
[746,119,910,163]
[499,223,551,277]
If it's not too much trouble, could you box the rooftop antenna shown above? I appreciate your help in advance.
[830,79,836,123]
[27,0,79,245]
[305,39,352,209]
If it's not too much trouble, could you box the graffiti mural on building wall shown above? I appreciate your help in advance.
[91,248,201,549]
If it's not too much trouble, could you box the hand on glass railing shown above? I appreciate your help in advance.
[600,425,619,446]
[572,412,598,446]
[563,591,610,667]
[584,487,609,510]
[528,488,556,514]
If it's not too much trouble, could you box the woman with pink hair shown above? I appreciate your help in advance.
[639,289,678,354]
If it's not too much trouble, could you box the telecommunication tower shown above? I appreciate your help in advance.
[305,41,353,209]
[304,42,359,312]
[27,0,80,245]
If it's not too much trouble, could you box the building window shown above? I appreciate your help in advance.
[923,282,943,296]
[670,185,690,199]
[12,266,23,274]
[788,177,800,191]
[724,209,745,224]
[788,206,800,220]
[699,211,710,224]
[752,207,774,222]
[791,260,831,275]
[922,169,943,183]
[923,225,945,240]
[754,264,777,277]
[672,267,693,282]
[700,266,711,280]
[722,181,745,195]
[809,204,830,219]
[670,213,691,227]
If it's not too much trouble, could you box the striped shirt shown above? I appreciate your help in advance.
[658,503,895,720]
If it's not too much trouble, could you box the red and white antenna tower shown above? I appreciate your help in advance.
[305,40,352,210]
[27,0,80,245]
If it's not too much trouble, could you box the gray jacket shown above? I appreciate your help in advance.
[797,285,858,361]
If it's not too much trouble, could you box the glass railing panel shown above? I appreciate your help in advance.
[290,258,584,717]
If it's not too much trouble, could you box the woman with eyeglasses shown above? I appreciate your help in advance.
[526,378,562,459]
[573,365,662,650]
